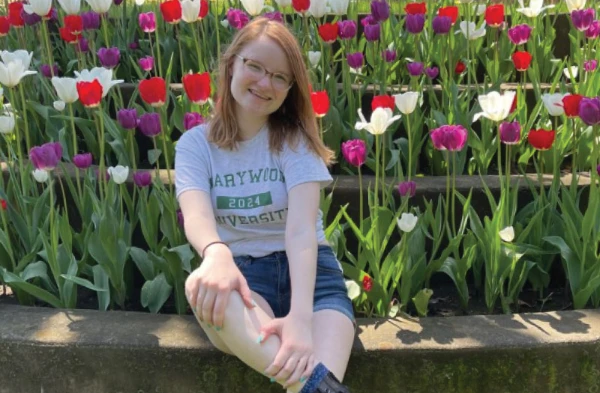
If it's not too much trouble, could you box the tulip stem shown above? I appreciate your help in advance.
[358,165,363,259]
[192,23,203,72]
[159,109,173,192]
[97,108,106,200]
[18,83,31,153]
[176,24,185,78]
[153,30,164,79]
[570,118,578,198]
[101,14,110,47]
[407,113,412,181]
[41,20,55,75]
[214,0,221,65]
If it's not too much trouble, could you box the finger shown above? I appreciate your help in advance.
[238,277,255,309]
[274,355,299,382]
[201,288,217,325]
[300,355,315,382]
[186,280,199,309]
[212,289,230,329]
[283,355,308,389]
[265,347,291,377]
[194,285,207,322]
[258,319,281,344]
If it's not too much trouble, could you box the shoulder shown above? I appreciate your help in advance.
[176,123,210,150]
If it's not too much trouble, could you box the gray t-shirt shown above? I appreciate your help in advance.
[175,123,333,258]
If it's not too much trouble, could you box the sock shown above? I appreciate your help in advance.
[299,362,329,393]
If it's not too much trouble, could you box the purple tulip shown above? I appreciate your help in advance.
[370,0,389,22]
[578,97,600,125]
[97,47,120,69]
[405,13,425,34]
[227,8,249,30]
[346,52,364,69]
[133,171,152,187]
[584,59,598,72]
[597,164,600,177]
[81,11,100,30]
[586,20,600,39]
[341,139,366,167]
[48,7,58,22]
[425,66,439,79]
[73,153,93,169]
[507,24,532,45]
[432,16,452,35]
[117,109,139,130]
[139,113,162,137]
[21,9,41,25]
[398,181,416,197]
[407,62,424,77]
[139,12,156,33]
[382,49,397,63]
[430,125,468,151]
[76,37,89,53]
[571,9,595,32]
[499,121,521,145]
[113,0,123,5]
[176,209,184,227]
[29,142,63,171]
[361,14,377,27]
[184,112,204,131]
[337,20,357,39]
[263,11,283,23]
[40,64,59,78]
[364,23,381,41]
[129,41,139,50]
[138,56,154,72]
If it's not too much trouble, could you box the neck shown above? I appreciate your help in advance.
[235,108,268,141]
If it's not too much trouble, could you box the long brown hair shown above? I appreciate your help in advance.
[208,17,334,165]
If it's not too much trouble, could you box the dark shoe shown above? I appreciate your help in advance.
[315,371,350,393]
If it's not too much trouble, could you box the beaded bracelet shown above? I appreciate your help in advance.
[201,241,228,258]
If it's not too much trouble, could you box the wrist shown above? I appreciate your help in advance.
[202,241,230,258]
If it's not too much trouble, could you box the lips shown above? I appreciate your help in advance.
[249,89,270,101]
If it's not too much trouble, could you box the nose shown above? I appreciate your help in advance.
[255,74,273,89]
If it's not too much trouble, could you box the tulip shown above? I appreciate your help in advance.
[53,100,65,111]
[566,0,586,12]
[139,113,162,137]
[81,11,100,30]
[597,164,600,177]
[355,107,401,135]
[0,113,15,134]
[75,67,123,97]
[512,51,532,72]
[139,12,156,33]
[586,20,600,39]
[527,129,556,150]
[117,108,139,129]
[425,67,439,79]
[133,171,152,187]
[160,0,182,23]
[405,13,425,34]
[430,125,468,151]
[8,2,25,27]
[139,77,167,107]
[318,23,338,43]
[382,49,396,63]
[291,0,309,14]
[184,112,204,130]
[341,139,366,167]
[398,181,416,197]
[60,26,78,43]
[432,16,452,35]
[40,64,59,78]
[227,8,249,29]
[84,0,112,13]
[584,59,598,72]
[508,24,532,45]
[328,0,349,15]
[58,0,80,14]
[73,152,93,169]
[371,95,394,111]
[578,97,600,125]
[23,0,52,17]
[181,0,200,23]
[405,2,426,15]
[499,121,521,145]
[397,213,418,232]
[516,0,553,18]
[176,209,184,227]
[362,275,373,292]
[108,165,129,184]
[564,66,579,80]
[0,16,10,36]
[240,0,264,16]
[485,4,504,28]
[0,50,37,88]
[32,169,49,183]
[371,0,389,22]
[76,79,103,108]
[562,94,584,118]
[22,11,41,25]
[138,56,154,72]
[52,77,78,103]
[474,91,517,122]
[438,6,458,24]
[337,20,357,39]
[311,91,329,118]
[263,11,283,22]
[499,226,515,242]
[407,62,423,77]
[455,61,466,74]
[97,47,120,69]
[64,15,83,35]
[182,72,211,105]
[346,52,364,69]
[361,15,376,27]
[0,199,6,211]
[308,0,326,18]
[30,142,62,170]
[364,23,380,41]
[76,37,89,52]
[571,9,595,31]
[541,93,566,117]
[459,21,486,40]
[393,92,419,115]
[308,51,321,68]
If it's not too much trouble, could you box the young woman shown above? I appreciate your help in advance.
[175,17,355,393]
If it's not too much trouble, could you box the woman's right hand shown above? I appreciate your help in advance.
[185,244,255,328]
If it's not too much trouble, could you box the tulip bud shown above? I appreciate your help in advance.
[32,169,49,183]
[133,171,152,187]
[0,113,15,134]
[117,108,139,130]
[73,152,93,169]
[432,15,452,34]
[184,112,204,131]
[97,47,120,69]
[138,56,154,72]
[405,13,425,34]
[425,67,439,79]
[346,52,364,69]
[341,139,366,167]
[407,62,424,77]
[382,49,396,63]
[499,121,521,145]
[371,0,390,22]
[364,23,380,41]
[398,181,416,197]
[108,165,129,184]
[53,100,66,111]
[139,113,162,137]
[397,213,418,232]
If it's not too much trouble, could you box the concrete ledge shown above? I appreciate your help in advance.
[1,305,599,393]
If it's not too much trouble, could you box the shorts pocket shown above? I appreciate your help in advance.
[233,256,252,269]
[316,246,343,275]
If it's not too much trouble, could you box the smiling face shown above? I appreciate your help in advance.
[229,35,292,125]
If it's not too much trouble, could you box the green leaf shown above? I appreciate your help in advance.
[21,261,49,282]
[60,274,108,292]
[92,265,110,311]
[148,149,162,165]
[0,268,63,308]
[130,247,156,281]
[141,273,173,314]
[543,236,580,290]
[412,288,433,317]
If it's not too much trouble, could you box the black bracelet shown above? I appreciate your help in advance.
[201,241,228,258]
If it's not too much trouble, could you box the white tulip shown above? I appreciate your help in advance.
[393,92,419,115]
[74,67,123,98]
[475,4,486,15]
[328,0,349,15]
[1,50,34,70]
[181,0,201,22]
[458,21,486,40]
[397,213,418,233]
[240,0,264,16]
[108,165,129,184]
[23,0,52,17]
[541,93,566,117]
[32,169,49,183]
[53,100,66,111]
[0,51,37,88]
[345,280,361,300]
[221,19,230,28]
[499,226,515,242]
[0,112,15,134]
[516,0,553,18]
[84,0,112,13]
[135,0,145,5]
[473,91,516,123]
[57,0,81,14]
[565,0,586,12]
[355,107,401,135]
[274,0,292,7]
[563,66,578,80]
[51,77,79,104]
[459,0,473,2]
[308,1,327,18]
[308,51,321,68]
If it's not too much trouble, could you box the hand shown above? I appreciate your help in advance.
[185,245,255,328]
[260,314,315,389]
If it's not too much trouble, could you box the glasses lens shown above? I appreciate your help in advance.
[272,74,291,91]
[244,60,265,77]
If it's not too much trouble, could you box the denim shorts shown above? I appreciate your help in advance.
[233,245,356,328]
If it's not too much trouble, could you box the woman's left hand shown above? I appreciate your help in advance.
[259,313,315,388]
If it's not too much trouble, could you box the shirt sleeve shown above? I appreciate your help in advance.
[279,136,333,192]
[174,126,211,199]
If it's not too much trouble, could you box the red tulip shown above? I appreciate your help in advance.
[160,0,182,24]
[371,95,395,111]
[59,27,78,43]
[0,16,10,36]
[562,94,584,118]
[318,23,338,43]
[76,80,103,108]
[438,6,458,24]
[139,77,167,107]
[485,4,504,28]
[512,51,532,72]
[292,0,310,13]
[311,90,329,118]
[64,15,83,35]
[455,60,466,74]
[199,0,209,18]
[0,199,6,211]
[362,275,373,292]
[405,2,426,15]
[528,129,555,150]
[8,2,24,27]
[182,72,211,105]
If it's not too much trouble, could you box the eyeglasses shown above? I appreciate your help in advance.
[235,54,294,91]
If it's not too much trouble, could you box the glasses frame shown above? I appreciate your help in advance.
[235,54,294,91]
